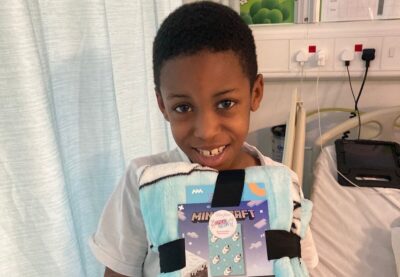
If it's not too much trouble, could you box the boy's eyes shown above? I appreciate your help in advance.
[174,104,192,113]
[217,100,235,109]
[173,100,235,113]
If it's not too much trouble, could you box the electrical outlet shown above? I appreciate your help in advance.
[289,39,334,72]
[381,36,400,70]
[334,37,382,71]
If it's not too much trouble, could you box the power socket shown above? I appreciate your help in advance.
[334,37,382,71]
[290,39,334,72]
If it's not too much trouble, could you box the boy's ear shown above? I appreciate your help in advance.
[155,91,170,122]
[250,74,264,111]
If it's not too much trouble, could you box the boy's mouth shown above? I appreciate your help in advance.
[192,145,229,168]
[196,145,226,157]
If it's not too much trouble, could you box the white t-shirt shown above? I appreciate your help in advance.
[89,143,318,276]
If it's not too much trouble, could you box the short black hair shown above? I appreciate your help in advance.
[153,1,258,92]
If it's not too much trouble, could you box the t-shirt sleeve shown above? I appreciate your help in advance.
[89,162,148,276]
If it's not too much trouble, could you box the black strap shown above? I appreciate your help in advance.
[158,238,186,273]
[265,230,301,260]
[211,169,245,207]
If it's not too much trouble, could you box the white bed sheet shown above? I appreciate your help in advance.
[309,145,400,277]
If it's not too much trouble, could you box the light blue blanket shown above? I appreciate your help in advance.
[138,162,312,277]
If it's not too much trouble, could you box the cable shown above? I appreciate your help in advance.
[340,48,357,140]
[344,63,361,140]
[314,64,323,148]
[307,107,357,117]
[345,63,356,105]
[355,65,369,109]
[353,48,375,139]
[354,65,369,139]
[342,48,375,140]
[295,51,307,100]
[299,62,305,99]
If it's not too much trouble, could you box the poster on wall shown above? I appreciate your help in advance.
[240,0,295,25]
[321,0,400,22]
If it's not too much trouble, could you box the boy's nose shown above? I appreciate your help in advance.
[193,111,219,140]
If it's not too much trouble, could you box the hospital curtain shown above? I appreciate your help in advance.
[0,0,179,276]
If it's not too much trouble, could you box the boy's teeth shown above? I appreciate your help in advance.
[198,146,225,157]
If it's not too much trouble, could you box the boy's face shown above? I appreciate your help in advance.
[156,50,263,170]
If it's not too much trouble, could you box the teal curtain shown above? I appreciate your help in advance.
[0,0,180,276]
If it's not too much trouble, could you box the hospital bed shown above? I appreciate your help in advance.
[294,106,400,277]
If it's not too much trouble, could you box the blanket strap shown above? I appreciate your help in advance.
[211,169,245,207]
[265,230,301,260]
[158,238,186,273]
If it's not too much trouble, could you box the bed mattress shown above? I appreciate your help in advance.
[308,145,400,277]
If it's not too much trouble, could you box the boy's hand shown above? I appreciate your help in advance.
[104,267,130,277]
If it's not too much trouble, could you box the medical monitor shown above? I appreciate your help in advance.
[335,139,400,189]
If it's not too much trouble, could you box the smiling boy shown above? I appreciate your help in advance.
[89,2,318,276]
[156,49,263,170]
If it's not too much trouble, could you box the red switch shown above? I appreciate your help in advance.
[355,44,363,52]
[309,45,316,53]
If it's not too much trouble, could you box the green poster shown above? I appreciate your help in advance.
[240,0,295,25]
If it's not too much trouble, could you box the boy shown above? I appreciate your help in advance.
[89,2,318,276]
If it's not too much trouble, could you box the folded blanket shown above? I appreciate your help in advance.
[138,162,312,277]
